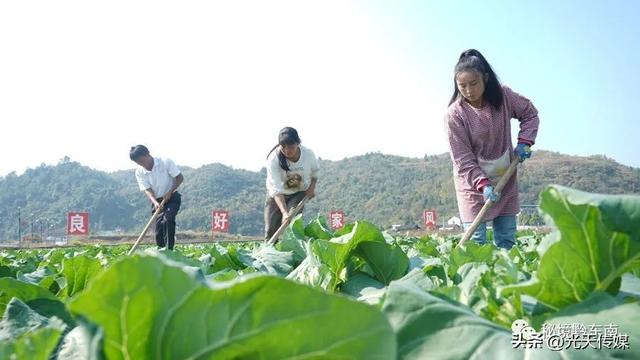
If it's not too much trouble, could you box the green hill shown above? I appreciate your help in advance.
[1,151,638,240]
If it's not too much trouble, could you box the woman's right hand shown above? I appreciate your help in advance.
[482,185,501,203]
[282,212,290,224]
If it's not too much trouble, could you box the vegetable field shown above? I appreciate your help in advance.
[1,185,639,359]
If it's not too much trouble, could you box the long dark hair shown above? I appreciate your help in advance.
[267,127,301,171]
[448,49,503,109]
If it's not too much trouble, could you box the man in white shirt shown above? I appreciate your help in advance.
[130,145,184,250]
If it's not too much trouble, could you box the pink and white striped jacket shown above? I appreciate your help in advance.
[445,86,539,223]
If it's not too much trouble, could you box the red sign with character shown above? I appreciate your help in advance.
[423,209,437,229]
[329,211,345,230]
[67,212,89,235]
[212,210,230,233]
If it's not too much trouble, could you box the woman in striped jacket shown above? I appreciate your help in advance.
[445,49,540,249]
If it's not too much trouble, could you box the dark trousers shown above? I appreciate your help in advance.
[264,191,306,239]
[153,192,181,250]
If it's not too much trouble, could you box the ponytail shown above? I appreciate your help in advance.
[449,49,503,109]
[266,144,291,171]
[266,127,301,172]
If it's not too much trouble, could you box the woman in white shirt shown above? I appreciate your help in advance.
[264,127,319,239]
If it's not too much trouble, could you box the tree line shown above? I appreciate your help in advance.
[1,151,638,240]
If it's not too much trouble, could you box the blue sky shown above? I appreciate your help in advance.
[358,0,639,167]
[0,1,638,176]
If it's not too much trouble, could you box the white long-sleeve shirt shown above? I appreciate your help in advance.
[266,145,319,197]
[135,157,181,197]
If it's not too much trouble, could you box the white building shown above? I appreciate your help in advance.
[447,216,462,227]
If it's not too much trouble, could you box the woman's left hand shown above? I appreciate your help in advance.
[514,143,532,162]
[305,187,316,199]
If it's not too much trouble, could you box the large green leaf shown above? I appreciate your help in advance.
[0,297,62,341]
[413,236,441,258]
[382,282,635,359]
[60,256,103,299]
[69,255,396,359]
[334,223,355,236]
[147,248,203,268]
[311,240,342,275]
[452,262,490,307]
[0,278,72,324]
[381,281,548,359]
[276,225,307,265]
[448,241,494,277]
[304,216,334,240]
[248,245,295,276]
[275,213,307,264]
[56,317,105,360]
[504,186,640,310]
[208,244,247,273]
[16,266,59,294]
[286,241,334,290]
[0,327,63,360]
[290,213,307,238]
[312,221,388,291]
[330,220,386,244]
[0,278,56,313]
[41,249,69,268]
[354,241,409,284]
[542,292,640,359]
[0,265,15,278]
[0,298,66,360]
[394,268,438,292]
[285,255,333,290]
[16,267,55,285]
[341,272,386,305]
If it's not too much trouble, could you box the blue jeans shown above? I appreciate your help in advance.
[463,215,516,249]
